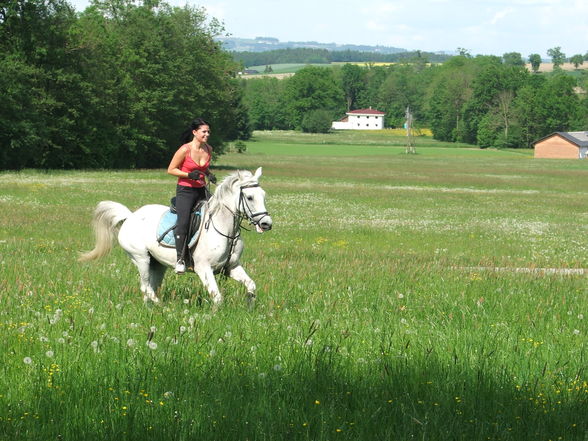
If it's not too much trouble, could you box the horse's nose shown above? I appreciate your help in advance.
[260,217,272,231]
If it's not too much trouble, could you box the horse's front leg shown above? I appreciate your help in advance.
[193,264,223,306]
[228,265,257,307]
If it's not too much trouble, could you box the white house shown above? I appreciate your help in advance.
[332,108,385,130]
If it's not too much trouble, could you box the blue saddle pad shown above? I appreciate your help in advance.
[156,205,205,249]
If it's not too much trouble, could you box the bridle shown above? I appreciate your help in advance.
[206,182,270,241]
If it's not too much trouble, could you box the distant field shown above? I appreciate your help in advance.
[241,61,588,78]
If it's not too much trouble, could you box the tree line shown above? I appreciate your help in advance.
[242,55,588,147]
[232,48,450,68]
[1,0,250,170]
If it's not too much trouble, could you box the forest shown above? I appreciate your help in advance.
[242,58,588,148]
[1,0,587,170]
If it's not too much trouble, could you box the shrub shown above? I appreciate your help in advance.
[301,109,333,133]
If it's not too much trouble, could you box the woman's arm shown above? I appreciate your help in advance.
[167,147,189,178]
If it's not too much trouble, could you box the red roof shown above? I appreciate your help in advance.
[347,108,385,115]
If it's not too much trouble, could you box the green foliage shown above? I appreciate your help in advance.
[0,0,249,169]
[300,109,333,133]
[502,52,525,66]
[282,66,344,129]
[528,54,542,73]
[570,54,584,69]
[547,46,566,68]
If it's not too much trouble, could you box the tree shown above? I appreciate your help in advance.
[547,46,566,69]
[242,77,288,130]
[528,54,542,73]
[503,52,525,66]
[300,109,332,133]
[570,54,584,69]
[339,63,365,112]
[282,66,344,129]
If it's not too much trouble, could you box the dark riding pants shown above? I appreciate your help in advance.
[175,185,206,262]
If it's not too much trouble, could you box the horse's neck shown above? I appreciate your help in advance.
[208,198,239,237]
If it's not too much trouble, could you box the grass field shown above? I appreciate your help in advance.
[1,131,587,440]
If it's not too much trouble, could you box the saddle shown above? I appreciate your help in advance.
[156,199,207,249]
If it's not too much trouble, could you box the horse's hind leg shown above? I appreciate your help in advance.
[148,258,167,297]
[128,252,161,303]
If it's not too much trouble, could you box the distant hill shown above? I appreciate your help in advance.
[218,36,408,54]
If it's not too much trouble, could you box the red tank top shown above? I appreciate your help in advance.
[177,144,211,188]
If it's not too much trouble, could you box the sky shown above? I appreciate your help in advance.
[69,0,588,57]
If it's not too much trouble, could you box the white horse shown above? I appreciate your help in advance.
[79,167,272,306]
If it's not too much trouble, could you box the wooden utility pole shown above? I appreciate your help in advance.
[405,106,416,154]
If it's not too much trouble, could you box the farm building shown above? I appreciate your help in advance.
[533,131,588,159]
[332,108,385,130]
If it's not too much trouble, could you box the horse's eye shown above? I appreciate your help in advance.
[247,196,253,201]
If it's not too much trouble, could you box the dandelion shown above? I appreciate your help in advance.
[45,350,54,358]
[147,341,158,350]
[39,336,49,343]
[314,400,320,405]
[57,338,65,344]
[150,326,157,333]
[258,372,266,379]
[183,299,190,304]
[273,364,282,372]
[179,326,186,334]
[127,339,136,347]
[398,293,404,299]
[88,307,94,314]
[573,329,581,335]
[579,314,584,320]
[23,357,32,365]
[163,391,174,399]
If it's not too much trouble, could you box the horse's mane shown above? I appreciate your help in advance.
[208,170,258,215]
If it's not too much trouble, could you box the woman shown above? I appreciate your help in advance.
[167,118,216,274]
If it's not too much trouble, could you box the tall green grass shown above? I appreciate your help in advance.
[1,134,587,440]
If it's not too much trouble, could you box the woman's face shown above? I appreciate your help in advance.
[193,125,210,143]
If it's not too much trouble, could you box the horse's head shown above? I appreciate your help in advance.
[214,167,272,233]
[237,167,272,233]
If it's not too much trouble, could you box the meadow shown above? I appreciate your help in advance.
[1,131,587,440]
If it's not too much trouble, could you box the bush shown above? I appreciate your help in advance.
[300,109,333,133]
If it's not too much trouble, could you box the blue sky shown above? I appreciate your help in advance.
[69,0,588,57]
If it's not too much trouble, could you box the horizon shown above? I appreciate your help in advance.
[69,0,588,58]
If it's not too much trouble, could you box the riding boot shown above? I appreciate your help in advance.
[174,233,187,274]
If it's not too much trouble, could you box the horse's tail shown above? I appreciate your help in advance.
[79,201,132,262]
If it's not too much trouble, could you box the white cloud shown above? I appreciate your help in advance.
[489,7,514,25]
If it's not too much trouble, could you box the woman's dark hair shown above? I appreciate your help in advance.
[180,118,210,144]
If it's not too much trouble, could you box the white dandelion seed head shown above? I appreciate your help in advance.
[39,336,49,342]
[150,326,157,333]
[57,338,65,344]
[179,326,186,333]
[88,307,95,314]
[127,339,136,347]
[224,331,232,338]
[183,299,190,304]
[579,314,584,320]
[398,293,404,299]
[45,350,54,358]
[273,364,282,372]
[147,341,158,350]
[62,331,69,337]
[183,309,190,315]
[258,372,266,379]
[209,349,216,357]
[163,391,174,398]
[23,357,33,365]
[573,329,581,335]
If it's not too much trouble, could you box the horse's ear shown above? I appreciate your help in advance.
[253,167,262,180]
